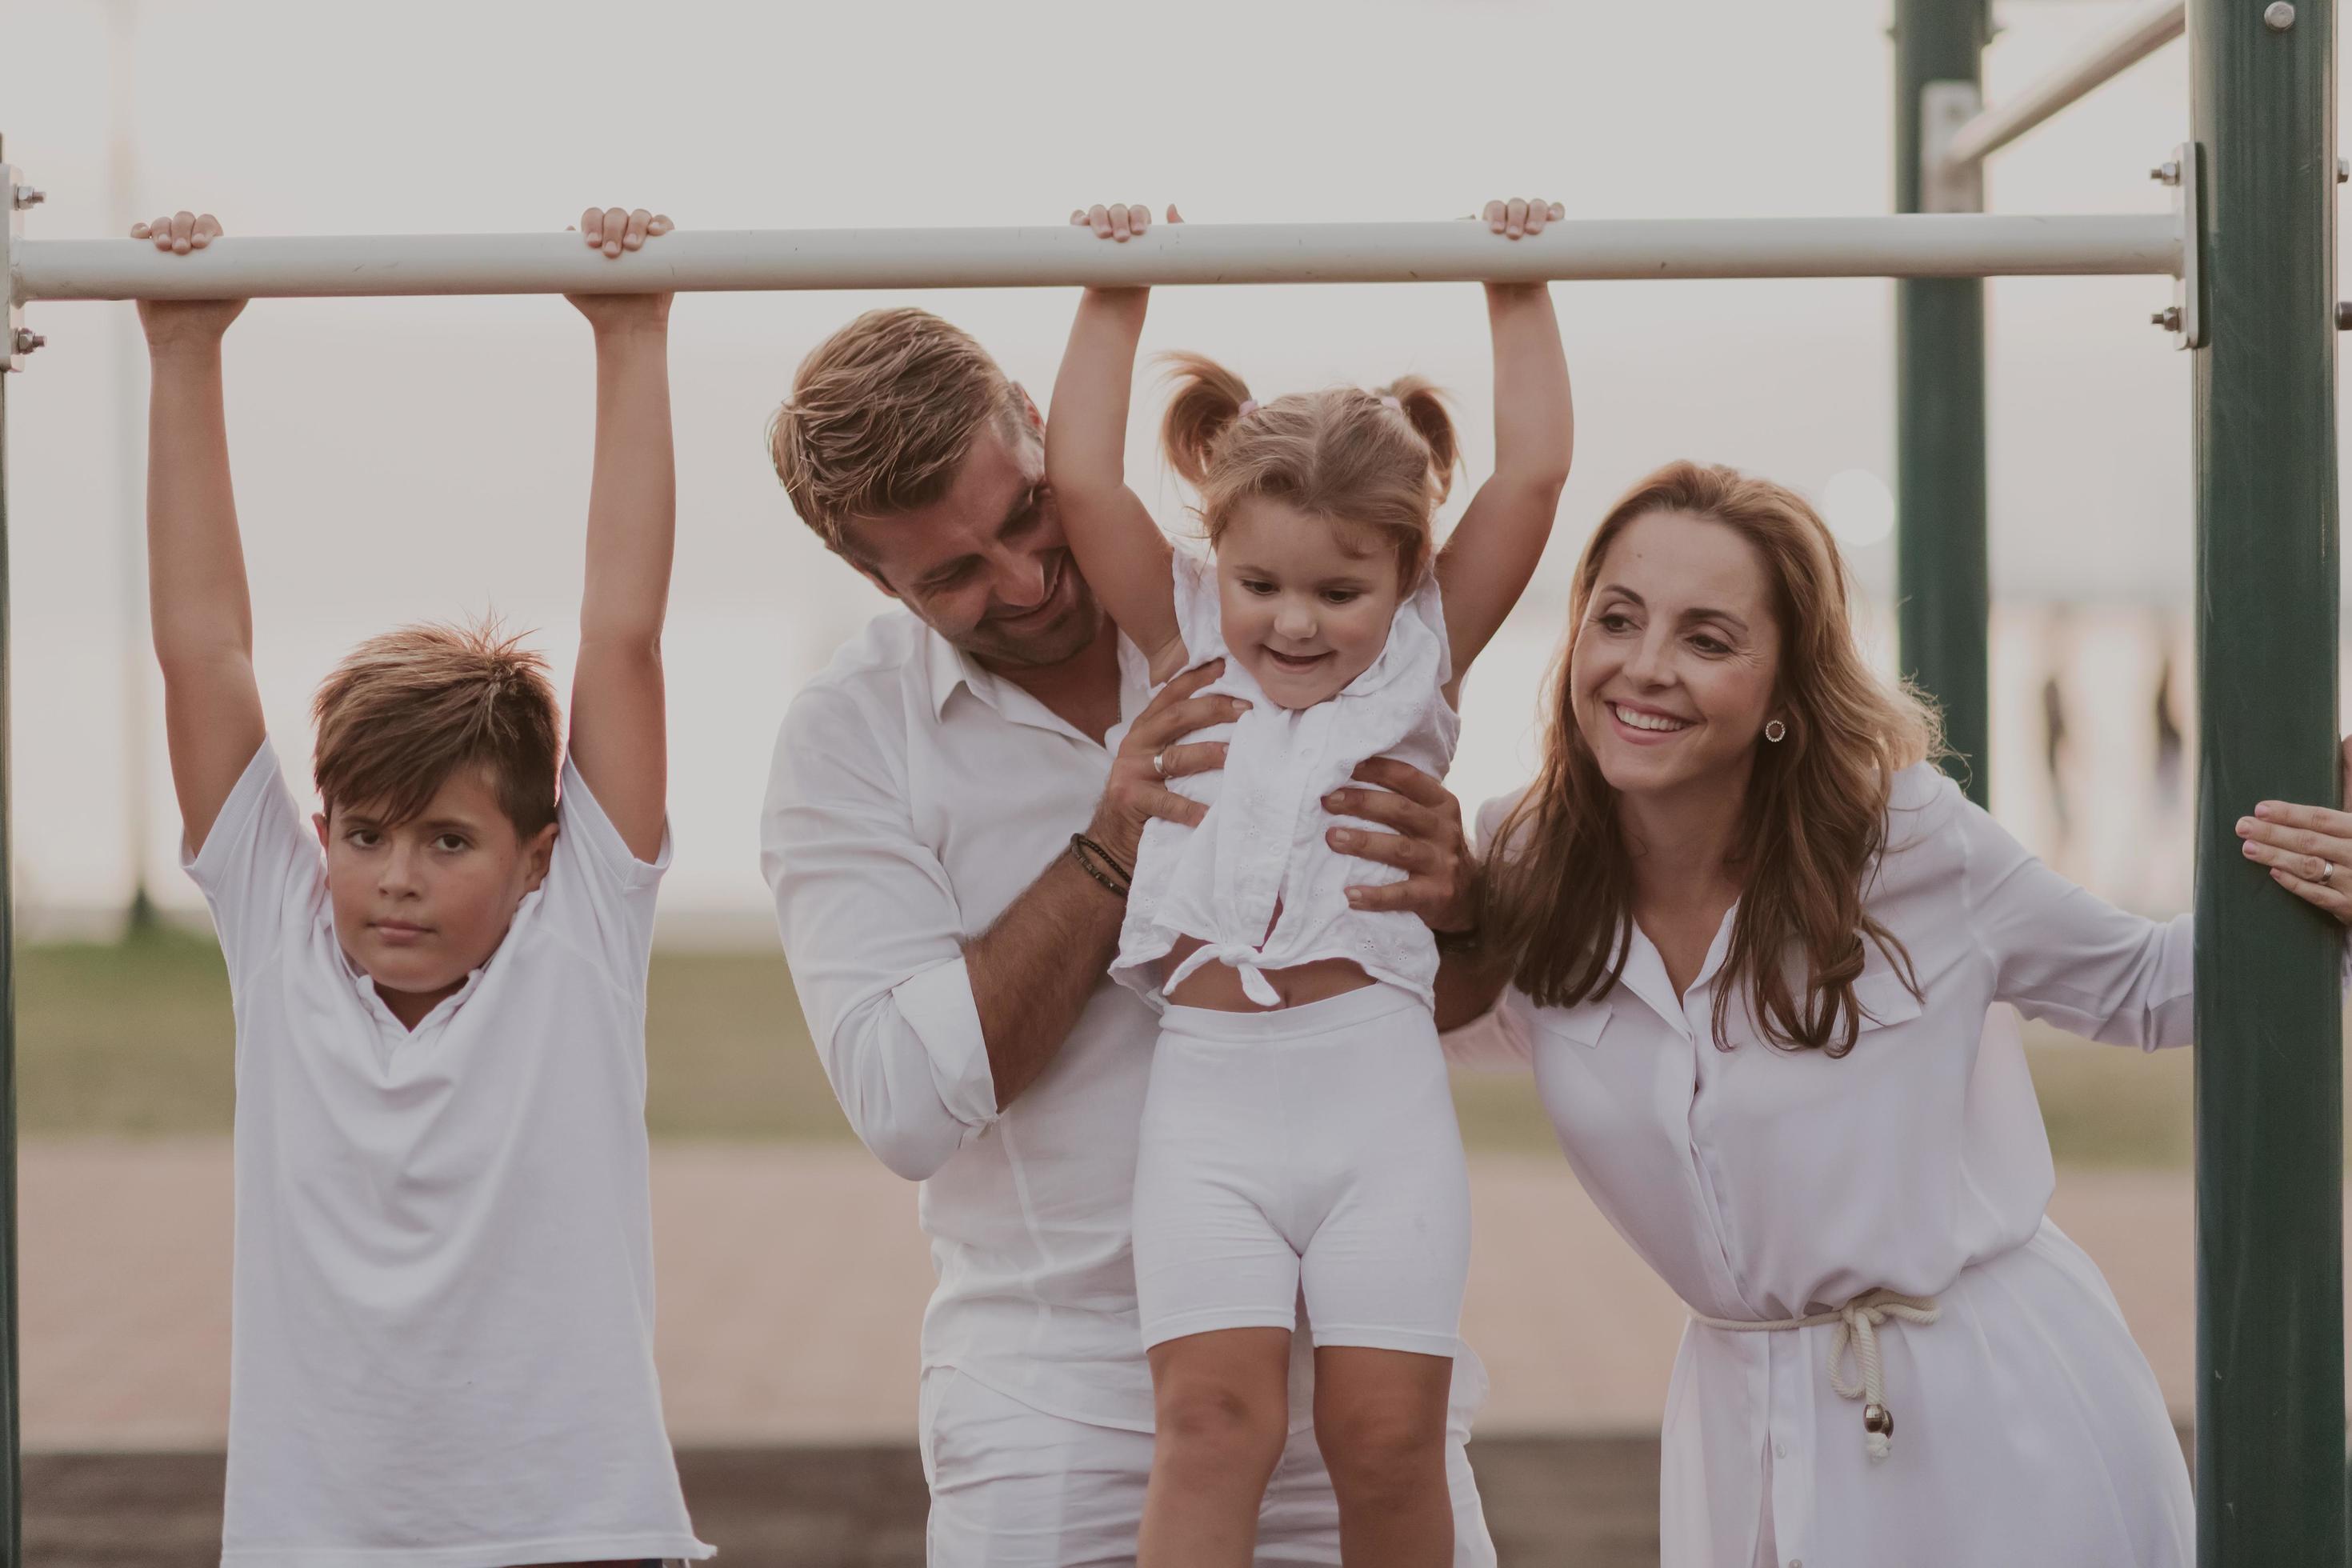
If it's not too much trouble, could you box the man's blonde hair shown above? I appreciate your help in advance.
[311,620,562,838]
[766,307,1029,554]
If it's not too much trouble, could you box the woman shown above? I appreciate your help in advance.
[1439,460,2351,1568]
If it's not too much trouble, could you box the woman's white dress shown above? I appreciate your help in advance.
[1459,762,2194,1568]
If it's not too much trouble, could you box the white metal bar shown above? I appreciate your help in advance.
[10,214,2182,303]
[1942,0,2185,168]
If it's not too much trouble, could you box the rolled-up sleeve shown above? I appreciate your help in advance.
[762,686,998,1182]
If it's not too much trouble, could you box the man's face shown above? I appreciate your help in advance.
[841,411,1103,673]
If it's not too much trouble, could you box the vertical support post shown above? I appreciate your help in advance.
[106,0,155,934]
[0,142,22,1568]
[2189,0,2344,1562]
[1894,0,1991,803]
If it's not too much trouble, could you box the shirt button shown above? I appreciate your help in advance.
[1774,1442,1786,1459]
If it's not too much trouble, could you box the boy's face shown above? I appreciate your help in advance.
[314,766,558,1021]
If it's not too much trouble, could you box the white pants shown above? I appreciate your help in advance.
[918,1367,1498,1566]
[1132,984,1471,1355]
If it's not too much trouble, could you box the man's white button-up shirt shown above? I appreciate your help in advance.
[763,609,1173,1430]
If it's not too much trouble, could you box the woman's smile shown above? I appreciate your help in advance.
[1605,698,1696,742]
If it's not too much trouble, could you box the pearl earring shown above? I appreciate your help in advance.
[1764,719,1788,743]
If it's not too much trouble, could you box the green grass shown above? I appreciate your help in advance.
[11,932,2235,1165]
[11,928,852,1142]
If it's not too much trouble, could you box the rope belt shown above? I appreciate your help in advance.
[1691,1288,1942,1462]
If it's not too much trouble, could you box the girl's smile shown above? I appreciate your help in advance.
[1215,496,1406,710]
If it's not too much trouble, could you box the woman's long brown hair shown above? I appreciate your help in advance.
[1481,460,1943,1055]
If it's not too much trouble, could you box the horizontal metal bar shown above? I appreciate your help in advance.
[10,214,2182,302]
[1942,0,2184,167]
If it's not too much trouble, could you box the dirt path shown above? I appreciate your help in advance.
[18,1138,2290,1449]
[25,1436,1687,1567]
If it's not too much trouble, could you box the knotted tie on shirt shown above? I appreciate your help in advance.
[1693,1287,1943,1462]
[1163,942,1285,1008]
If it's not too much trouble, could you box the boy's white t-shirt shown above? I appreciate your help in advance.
[186,740,712,1567]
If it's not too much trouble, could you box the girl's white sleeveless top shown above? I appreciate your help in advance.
[1112,548,1460,1009]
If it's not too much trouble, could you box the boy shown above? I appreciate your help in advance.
[136,205,710,1566]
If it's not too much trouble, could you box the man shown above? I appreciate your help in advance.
[761,302,1497,1566]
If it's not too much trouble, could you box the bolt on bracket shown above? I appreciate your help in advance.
[2152,142,2206,350]
[1,162,27,371]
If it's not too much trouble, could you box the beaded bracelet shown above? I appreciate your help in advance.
[1067,833,1134,899]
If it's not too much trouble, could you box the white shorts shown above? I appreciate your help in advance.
[918,1366,1497,1567]
[1132,983,1471,1356]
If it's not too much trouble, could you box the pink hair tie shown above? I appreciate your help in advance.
[1238,399,1260,418]
[1380,395,1402,410]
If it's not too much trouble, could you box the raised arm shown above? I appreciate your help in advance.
[135,210,265,856]
[563,206,677,862]
[1434,198,1575,680]
[1043,202,1187,681]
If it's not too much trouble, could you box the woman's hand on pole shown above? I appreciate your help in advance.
[2239,735,2352,926]
[1326,758,1478,933]
[1083,661,1243,868]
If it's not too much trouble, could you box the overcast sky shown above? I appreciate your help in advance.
[0,0,2342,922]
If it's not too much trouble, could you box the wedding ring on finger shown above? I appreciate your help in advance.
[1153,750,1166,780]
[2322,858,2338,886]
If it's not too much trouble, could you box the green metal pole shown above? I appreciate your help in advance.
[1894,0,1990,806]
[2188,1,2343,1563]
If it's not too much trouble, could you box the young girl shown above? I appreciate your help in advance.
[1046,198,1574,1567]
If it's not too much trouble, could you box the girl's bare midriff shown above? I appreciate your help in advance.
[1162,934,1378,1010]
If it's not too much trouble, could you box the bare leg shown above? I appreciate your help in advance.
[1313,1346,1454,1567]
[1138,1326,1294,1568]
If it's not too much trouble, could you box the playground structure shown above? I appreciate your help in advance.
[0,1,2337,1563]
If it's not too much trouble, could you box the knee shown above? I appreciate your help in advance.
[1154,1374,1288,1478]
[1316,1396,1446,1502]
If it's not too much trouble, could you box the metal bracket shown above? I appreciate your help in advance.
[1920,82,1986,214]
[2151,142,2206,350]
[1,162,23,371]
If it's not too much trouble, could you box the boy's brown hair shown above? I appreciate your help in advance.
[311,621,562,838]
[766,306,1029,554]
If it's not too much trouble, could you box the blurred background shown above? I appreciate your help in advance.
[0,0,2346,1561]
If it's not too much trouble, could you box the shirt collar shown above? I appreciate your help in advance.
[922,622,1154,734]
[1615,902,1742,1039]
[925,623,986,720]
[341,947,491,1036]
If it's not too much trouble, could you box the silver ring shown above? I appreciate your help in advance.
[2322,859,2338,886]
[1153,750,1166,780]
